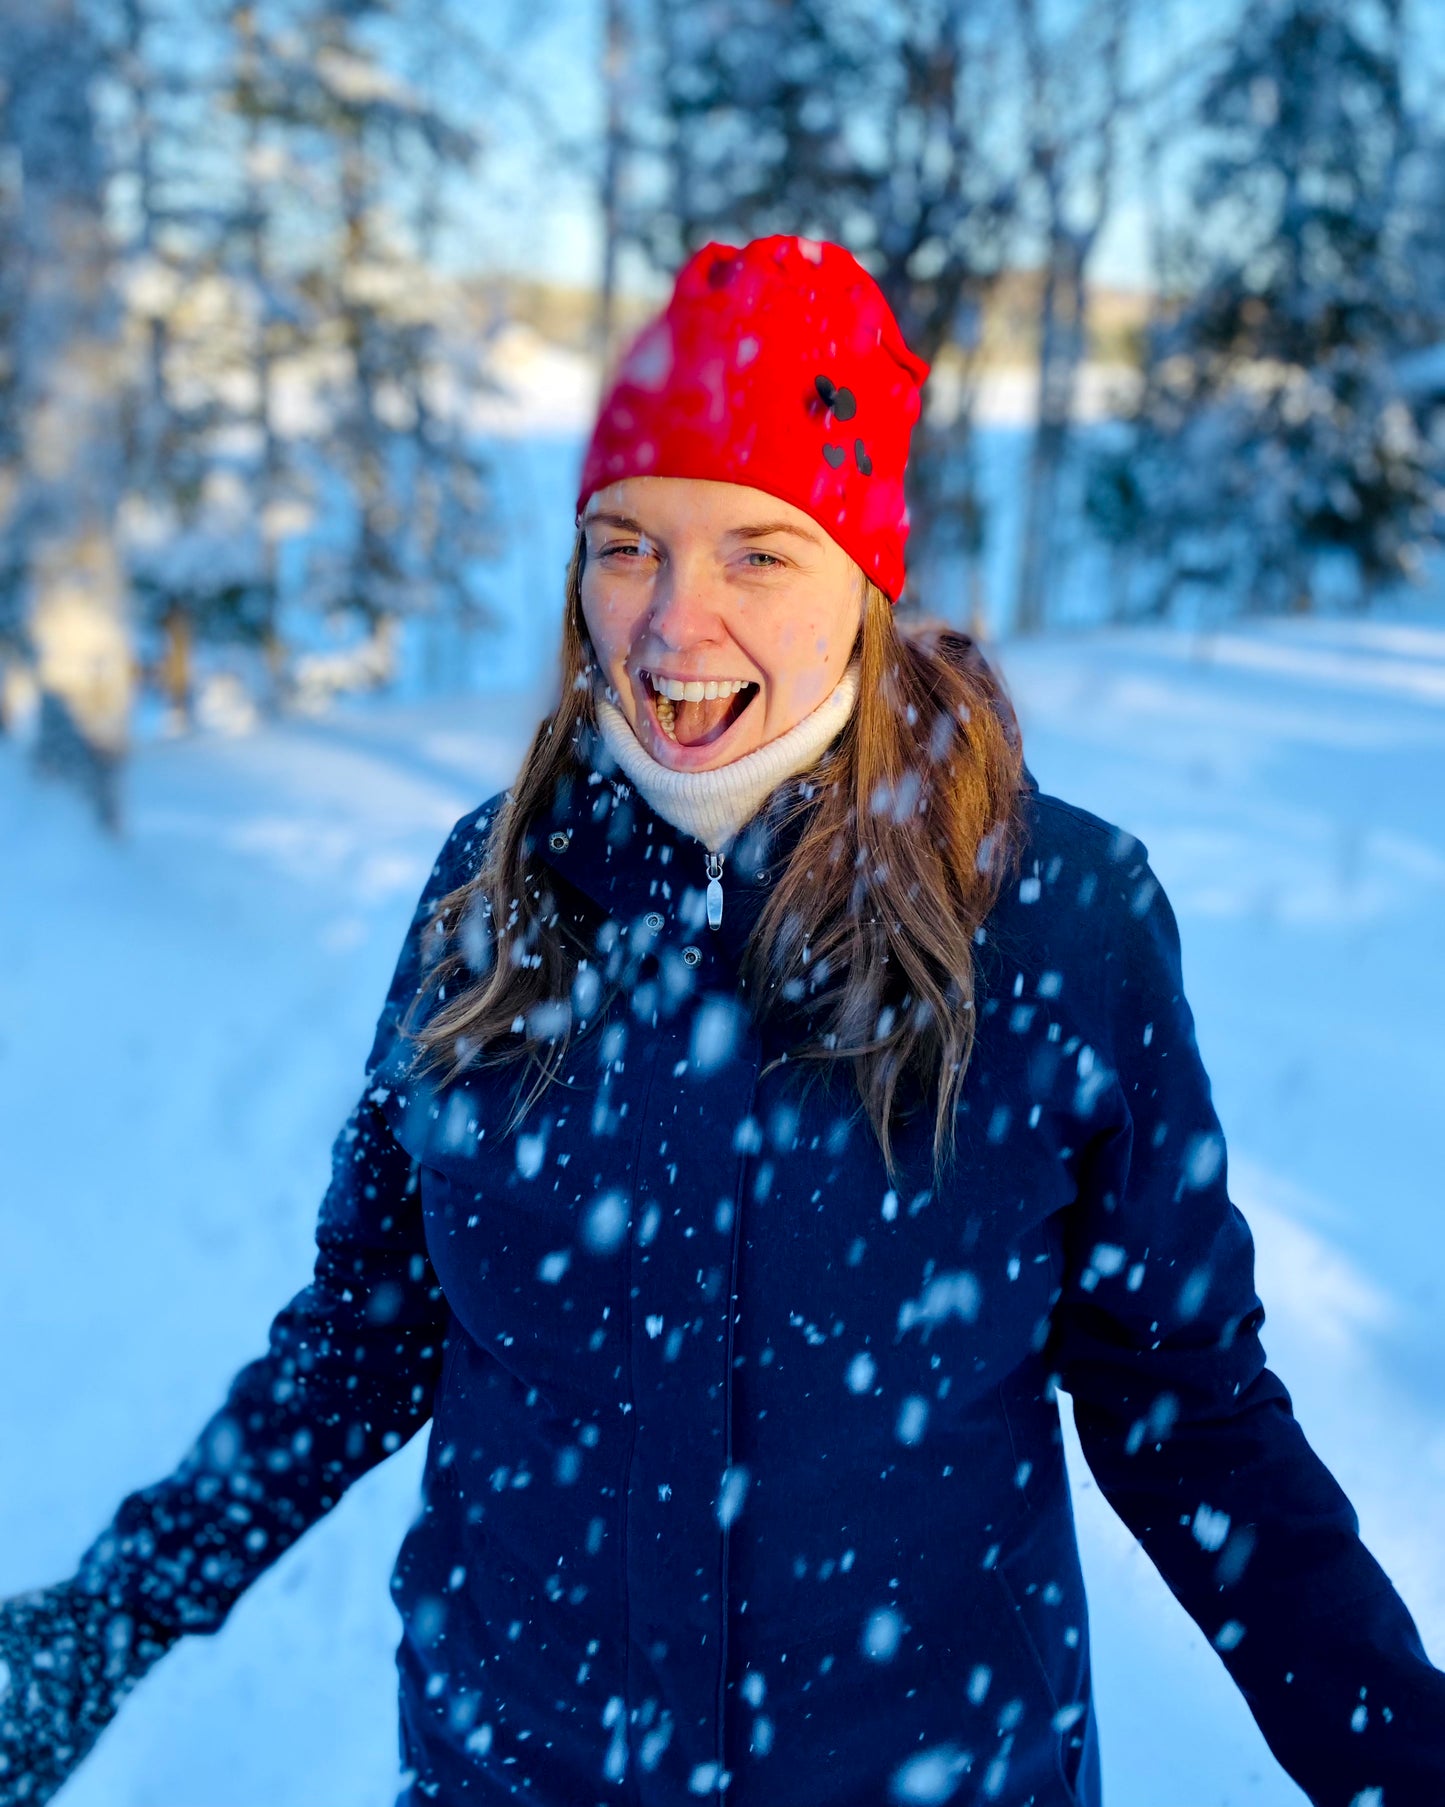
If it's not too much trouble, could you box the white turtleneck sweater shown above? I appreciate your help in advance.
[593,662,859,854]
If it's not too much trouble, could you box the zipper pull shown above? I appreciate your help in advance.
[705,852,725,930]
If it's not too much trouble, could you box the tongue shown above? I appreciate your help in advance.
[673,694,739,746]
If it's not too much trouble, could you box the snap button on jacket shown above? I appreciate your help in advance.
[79,755,1445,1807]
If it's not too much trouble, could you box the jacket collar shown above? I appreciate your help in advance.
[527,718,1042,953]
[528,719,816,958]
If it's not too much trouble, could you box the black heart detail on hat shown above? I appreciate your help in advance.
[813,374,858,424]
[854,439,873,475]
[822,443,846,468]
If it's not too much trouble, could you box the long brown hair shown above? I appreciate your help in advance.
[406,532,1028,1182]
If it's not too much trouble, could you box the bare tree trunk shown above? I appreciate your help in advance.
[1015,240,1092,635]
[903,406,989,631]
[233,1,288,711]
[159,605,192,724]
[596,0,627,391]
[1012,0,1128,638]
[1014,259,1062,637]
[2,0,132,828]
[339,132,395,657]
[1107,539,1134,624]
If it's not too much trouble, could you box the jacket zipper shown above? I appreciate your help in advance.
[705,852,725,930]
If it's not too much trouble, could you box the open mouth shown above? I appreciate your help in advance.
[638,668,761,750]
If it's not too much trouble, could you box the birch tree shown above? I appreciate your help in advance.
[0,132,22,729]
[0,0,131,826]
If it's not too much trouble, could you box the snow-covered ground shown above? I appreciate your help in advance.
[3,610,1443,1806]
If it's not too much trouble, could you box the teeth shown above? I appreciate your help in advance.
[647,673,752,701]
[641,670,755,746]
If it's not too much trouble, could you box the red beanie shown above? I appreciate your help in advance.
[576,235,931,603]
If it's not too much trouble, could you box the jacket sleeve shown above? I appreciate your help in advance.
[1046,844,1445,1807]
[72,815,483,1637]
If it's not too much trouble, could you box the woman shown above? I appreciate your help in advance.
[3,235,1442,1807]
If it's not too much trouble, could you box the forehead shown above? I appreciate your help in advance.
[582,475,821,538]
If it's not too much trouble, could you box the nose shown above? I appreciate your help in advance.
[644,556,727,651]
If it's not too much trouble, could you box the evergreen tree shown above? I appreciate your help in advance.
[110,0,499,717]
[106,0,271,725]
[1093,0,1438,617]
[620,0,1021,614]
[241,0,492,687]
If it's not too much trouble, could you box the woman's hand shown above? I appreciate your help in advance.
[0,1579,179,1807]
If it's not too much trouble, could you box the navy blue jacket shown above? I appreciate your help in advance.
[79,741,1445,1806]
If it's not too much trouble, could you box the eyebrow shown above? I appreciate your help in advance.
[581,511,822,546]
[730,520,823,545]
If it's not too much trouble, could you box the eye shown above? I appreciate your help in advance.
[743,549,784,568]
[599,540,649,560]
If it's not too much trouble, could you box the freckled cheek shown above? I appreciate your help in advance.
[584,588,647,663]
[766,612,827,666]
[752,600,837,709]
[771,620,802,655]
[763,661,821,719]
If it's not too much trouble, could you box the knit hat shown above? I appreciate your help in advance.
[575,235,931,603]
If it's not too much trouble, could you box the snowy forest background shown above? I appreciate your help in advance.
[4,0,1445,815]
[3,1,1445,1803]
